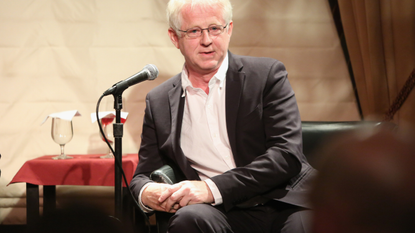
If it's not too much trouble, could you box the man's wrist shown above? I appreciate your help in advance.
[139,182,155,213]
[204,179,223,205]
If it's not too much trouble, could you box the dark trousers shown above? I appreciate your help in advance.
[167,201,311,233]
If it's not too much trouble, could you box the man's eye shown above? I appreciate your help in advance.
[210,26,220,31]
[189,29,200,34]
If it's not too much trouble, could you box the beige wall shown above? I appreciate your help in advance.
[0,0,359,224]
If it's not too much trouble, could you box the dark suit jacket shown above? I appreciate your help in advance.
[130,51,315,212]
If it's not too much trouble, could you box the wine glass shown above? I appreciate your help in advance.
[100,116,115,159]
[51,118,73,160]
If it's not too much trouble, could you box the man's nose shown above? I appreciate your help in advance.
[200,29,212,45]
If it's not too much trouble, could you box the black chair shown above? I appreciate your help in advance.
[149,121,381,233]
[300,121,382,167]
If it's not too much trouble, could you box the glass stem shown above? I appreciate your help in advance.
[60,144,65,156]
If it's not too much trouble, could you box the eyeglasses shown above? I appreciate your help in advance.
[178,24,228,38]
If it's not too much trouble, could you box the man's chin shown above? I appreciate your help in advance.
[196,62,221,73]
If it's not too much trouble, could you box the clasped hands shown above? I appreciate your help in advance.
[142,180,214,213]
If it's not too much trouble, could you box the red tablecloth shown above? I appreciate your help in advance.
[9,154,138,187]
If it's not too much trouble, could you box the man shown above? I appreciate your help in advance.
[130,0,315,232]
[309,126,415,233]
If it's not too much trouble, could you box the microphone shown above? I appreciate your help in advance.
[103,64,159,96]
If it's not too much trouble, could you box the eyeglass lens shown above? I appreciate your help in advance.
[185,25,226,38]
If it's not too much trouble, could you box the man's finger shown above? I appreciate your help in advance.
[171,203,180,211]
[158,183,182,203]
[179,195,191,207]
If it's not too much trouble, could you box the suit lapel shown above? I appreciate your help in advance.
[167,80,182,146]
[226,53,245,165]
[167,78,200,180]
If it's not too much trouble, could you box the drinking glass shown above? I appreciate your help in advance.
[51,118,73,160]
[100,116,115,159]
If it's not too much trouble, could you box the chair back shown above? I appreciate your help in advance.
[301,121,381,167]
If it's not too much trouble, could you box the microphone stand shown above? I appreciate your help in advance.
[103,65,158,224]
[113,94,124,220]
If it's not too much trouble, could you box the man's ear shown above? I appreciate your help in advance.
[227,21,234,37]
[168,28,180,49]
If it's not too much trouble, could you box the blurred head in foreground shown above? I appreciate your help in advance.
[309,124,415,233]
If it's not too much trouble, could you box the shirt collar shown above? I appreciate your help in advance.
[181,53,229,96]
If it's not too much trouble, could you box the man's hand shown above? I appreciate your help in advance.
[141,183,180,213]
[158,181,214,211]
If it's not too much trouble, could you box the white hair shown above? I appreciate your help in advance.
[167,0,233,35]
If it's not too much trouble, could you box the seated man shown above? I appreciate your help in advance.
[130,0,315,232]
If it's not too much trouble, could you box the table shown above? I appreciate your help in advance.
[9,154,139,228]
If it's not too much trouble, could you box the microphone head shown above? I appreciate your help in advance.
[145,64,159,80]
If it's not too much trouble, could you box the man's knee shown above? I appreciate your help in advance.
[168,204,230,233]
[281,208,312,233]
[171,204,207,223]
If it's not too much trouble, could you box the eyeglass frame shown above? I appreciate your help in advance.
[178,24,229,38]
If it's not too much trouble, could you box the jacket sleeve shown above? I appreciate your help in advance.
[129,94,164,200]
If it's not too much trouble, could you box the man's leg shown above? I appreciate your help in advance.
[167,204,232,233]
[167,202,312,233]
[166,203,280,233]
[268,201,312,233]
